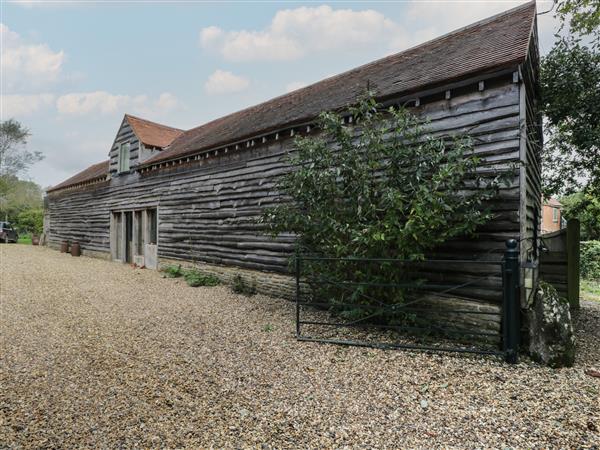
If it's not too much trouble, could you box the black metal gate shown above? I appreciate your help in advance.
[295,239,521,363]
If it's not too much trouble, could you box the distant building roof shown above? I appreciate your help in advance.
[544,197,562,207]
[143,1,536,165]
[47,160,109,193]
[125,114,183,149]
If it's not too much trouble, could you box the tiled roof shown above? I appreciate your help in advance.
[126,114,183,149]
[47,160,109,192]
[545,197,562,207]
[144,1,536,166]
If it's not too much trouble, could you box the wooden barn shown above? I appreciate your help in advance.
[45,3,542,311]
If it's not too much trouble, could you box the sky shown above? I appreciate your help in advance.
[1,0,559,189]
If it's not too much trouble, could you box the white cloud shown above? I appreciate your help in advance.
[204,70,250,95]
[155,92,179,110]
[199,5,408,62]
[405,1,560,55]
[200,26,224,48]
[199,2,560,62]
[29,135,111,190]
[1,23,20,45]
[406,1,523,34]
[56,91,130,115]
[56,91,180,116]
[1,94,55,117]
[285,81,308,93]
[1,23,65,89]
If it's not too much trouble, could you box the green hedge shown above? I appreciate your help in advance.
[581,241,600,280]
[15,208,43,235]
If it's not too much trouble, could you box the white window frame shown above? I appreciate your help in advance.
[552,207,559,223]
[118,141,130,173]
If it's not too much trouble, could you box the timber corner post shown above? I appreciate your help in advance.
[567,219,581,310]
[502,239,520,364]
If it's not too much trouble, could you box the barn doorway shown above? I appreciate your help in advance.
[125,211,133,263]
[111,208,158,268]
[114,212,123,261]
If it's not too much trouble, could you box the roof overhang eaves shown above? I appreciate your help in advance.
[46,176,109,194]
[138,63,522,171]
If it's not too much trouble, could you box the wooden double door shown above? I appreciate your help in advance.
[111,208,157,268]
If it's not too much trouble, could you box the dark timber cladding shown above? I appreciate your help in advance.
[45,2,542,306]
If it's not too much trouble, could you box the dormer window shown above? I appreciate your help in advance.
[118,142,130,173]
[109,115,182,175]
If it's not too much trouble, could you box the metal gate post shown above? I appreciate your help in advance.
[502,239,520,364]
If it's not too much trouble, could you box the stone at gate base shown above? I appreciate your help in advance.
[528,281,575,368]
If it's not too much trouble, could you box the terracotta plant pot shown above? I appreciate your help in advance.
[60,241,69,253]
[71,242,81,257]
[31,235,40,246]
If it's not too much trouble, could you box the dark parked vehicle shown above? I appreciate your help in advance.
[0,222,18,243]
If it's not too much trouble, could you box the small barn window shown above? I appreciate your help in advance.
[118,142,130,173]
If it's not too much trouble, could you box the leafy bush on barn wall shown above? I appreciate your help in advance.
[263,95,511,321]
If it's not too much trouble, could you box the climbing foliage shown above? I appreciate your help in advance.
[263,96,509,321]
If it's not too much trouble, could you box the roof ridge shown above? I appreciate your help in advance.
[47,160,110,192]
[396,1,537,57]
[181,1,535,137]
[145,1,537,166]
[125,113,184,133]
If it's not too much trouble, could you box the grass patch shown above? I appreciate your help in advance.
[162,265,220,287]
[581,278,600,303]
[162,264,183,278]
[17,235,32,245]
[231,274,257,297]
[183,269,220,287]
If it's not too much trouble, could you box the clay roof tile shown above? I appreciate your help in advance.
[47,160,109,192]
[125,114,183,149]
[144,1,536,166]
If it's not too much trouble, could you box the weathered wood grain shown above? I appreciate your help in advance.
[47,74,539,305]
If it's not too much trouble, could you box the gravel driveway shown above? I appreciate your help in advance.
[1,245,599,448]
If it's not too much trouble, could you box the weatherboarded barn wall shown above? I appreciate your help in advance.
[520,22,543,265]
[46,73,530,304]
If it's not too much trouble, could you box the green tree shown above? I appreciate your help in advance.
[0,120,44,222]
[0,119,43,177]
[0,176,43,223]
[540,42,600,195]
[560,190,600,240]
[15,208,44,235]
[540,1,600,196]
[555,0,600,46]
[263,97,508,321]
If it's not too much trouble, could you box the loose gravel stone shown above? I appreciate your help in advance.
[1,245,599,448]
